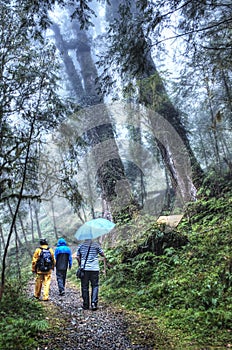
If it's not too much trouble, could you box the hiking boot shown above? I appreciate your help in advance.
[60,291,65,296]
[91,303,98,311]
[81,304,89,310]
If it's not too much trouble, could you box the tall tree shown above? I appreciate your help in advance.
[98,0,205,203]
[0,0,68,299]
[171,0,232,171]
[139,0,232,171]
[51,12,136,218]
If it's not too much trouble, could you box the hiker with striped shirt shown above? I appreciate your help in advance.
[76,239,106,310]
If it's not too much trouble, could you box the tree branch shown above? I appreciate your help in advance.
[154,17,232,45]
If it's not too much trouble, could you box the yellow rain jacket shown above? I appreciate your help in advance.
[32,244,55,274]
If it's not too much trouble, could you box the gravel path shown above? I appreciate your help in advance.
[29,273,162,350]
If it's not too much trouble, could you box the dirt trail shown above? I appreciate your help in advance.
[29,272,171,350]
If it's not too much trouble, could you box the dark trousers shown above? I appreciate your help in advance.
[56,269,67,293]
[81,270,99,309]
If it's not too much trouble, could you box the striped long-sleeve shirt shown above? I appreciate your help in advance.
[76,240,104,271]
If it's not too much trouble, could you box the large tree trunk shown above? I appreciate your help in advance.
[52,19,136,218]
[106,1,204,203]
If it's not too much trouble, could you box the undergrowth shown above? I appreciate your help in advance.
[101,173,232,348]
[0,275,49,350]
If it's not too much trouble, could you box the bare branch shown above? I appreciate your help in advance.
[154,17,232,45]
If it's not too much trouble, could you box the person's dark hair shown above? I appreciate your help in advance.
[40,238,48,245]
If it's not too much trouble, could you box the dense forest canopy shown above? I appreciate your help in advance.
[0,0,231,296]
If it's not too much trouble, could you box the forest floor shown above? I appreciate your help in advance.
[28,272,174,350]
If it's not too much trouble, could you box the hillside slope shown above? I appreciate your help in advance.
[101,173,232,348]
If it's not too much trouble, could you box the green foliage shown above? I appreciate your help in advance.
[102,176,232,347]
[0,278,49,350]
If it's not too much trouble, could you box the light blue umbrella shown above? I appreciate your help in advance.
[74,218,115,240]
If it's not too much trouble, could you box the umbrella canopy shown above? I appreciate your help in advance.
[74,218,115,241]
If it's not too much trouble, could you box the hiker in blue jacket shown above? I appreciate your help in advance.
[55,238,72,296]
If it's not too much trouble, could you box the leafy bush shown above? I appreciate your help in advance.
[0,278,49,350]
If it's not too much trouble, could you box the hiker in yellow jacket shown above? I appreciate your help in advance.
[32,238,55,301]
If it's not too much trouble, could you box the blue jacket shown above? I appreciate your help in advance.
[55,238,72,270]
